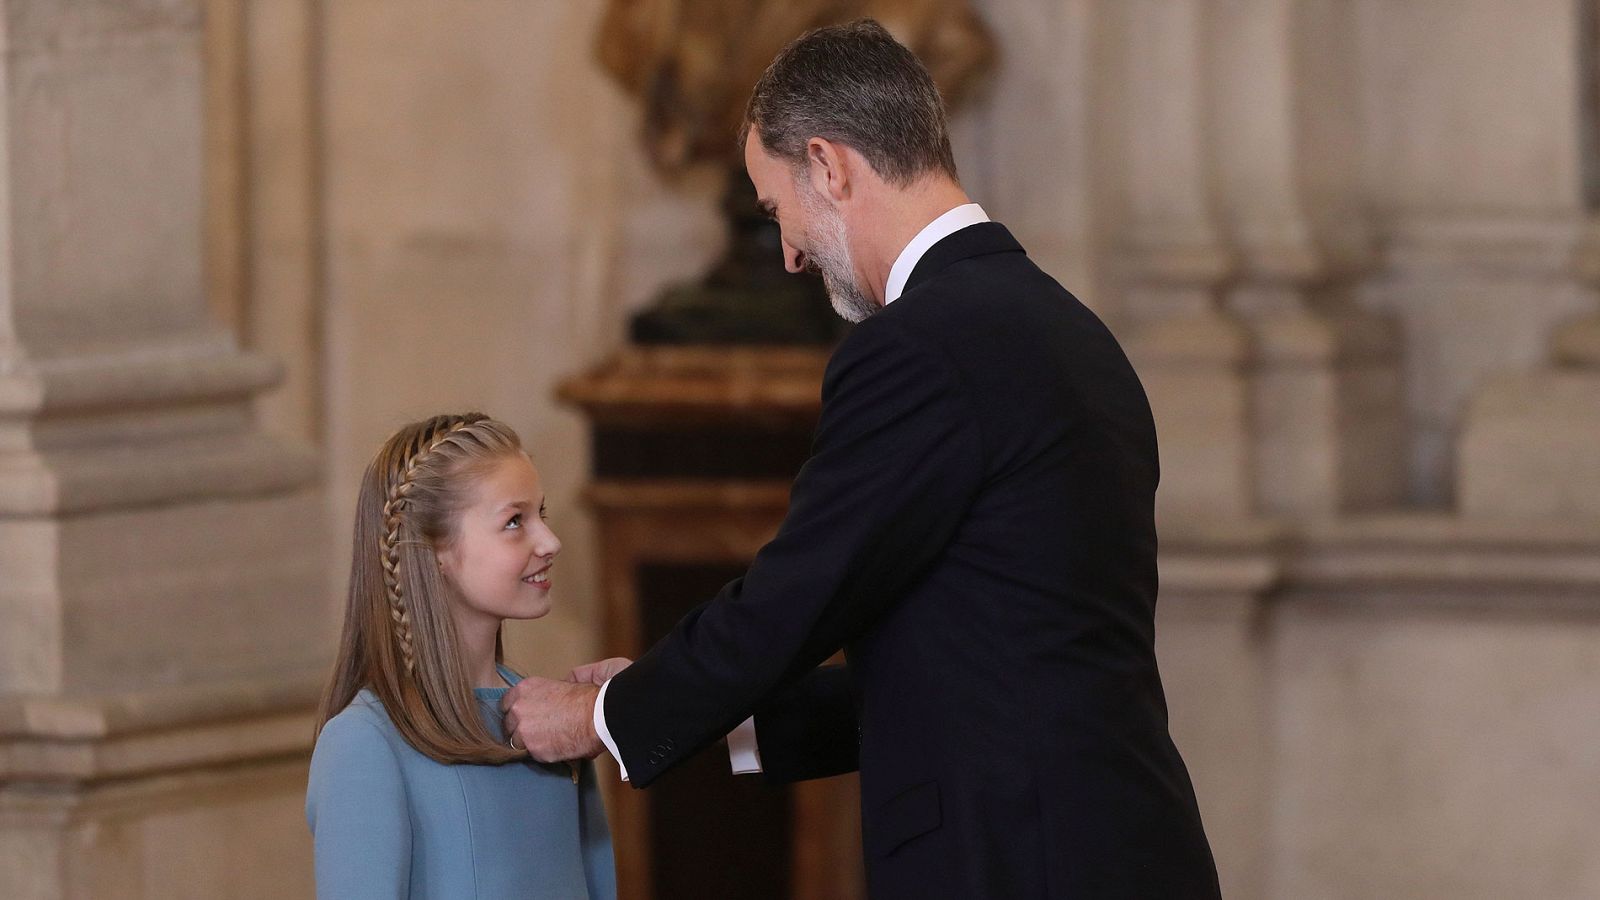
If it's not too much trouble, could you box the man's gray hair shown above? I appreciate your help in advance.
[741,19,959,186]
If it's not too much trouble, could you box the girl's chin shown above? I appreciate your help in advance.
[501,598,553,621]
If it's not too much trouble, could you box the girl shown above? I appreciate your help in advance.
[306,413,615,899]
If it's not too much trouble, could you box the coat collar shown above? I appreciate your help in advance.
[901,222,1025,297]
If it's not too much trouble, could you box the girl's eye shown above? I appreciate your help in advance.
[505,514,522,530]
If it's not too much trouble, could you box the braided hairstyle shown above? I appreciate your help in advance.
[317,413,533,764]
[379,418,475,675]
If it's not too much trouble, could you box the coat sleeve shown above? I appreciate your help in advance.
[752,664,859,783]
[305,711,412,899]
[603,316,986,787]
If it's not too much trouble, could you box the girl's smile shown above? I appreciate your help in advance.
[522,562,553,590]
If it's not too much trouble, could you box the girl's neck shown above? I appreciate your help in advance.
[455,612,506,689]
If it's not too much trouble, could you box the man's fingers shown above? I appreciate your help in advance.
[570,657,633,685]
[491,677,602,763]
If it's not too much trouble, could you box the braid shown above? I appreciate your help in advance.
[379,418,477,675]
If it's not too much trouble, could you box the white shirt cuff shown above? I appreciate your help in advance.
[595,678,762,780]
[593,678,628,782]
[727,716,763,775]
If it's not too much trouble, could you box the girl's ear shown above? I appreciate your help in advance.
[434,543,458,581]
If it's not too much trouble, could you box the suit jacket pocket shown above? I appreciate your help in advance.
[868,779,942,858]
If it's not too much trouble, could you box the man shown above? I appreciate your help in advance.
[503,19,1221,899]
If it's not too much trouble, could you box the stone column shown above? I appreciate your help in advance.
[1112,0,1253,523]
[1357,0,1594,504]
[1454,0,1600,519]
[0,2,326,896]
[1458,228,1600,518]
[1208,0,1405,516]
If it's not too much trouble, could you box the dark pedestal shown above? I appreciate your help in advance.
[561,348,864,900]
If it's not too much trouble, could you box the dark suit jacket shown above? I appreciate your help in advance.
[604,223,1221,899]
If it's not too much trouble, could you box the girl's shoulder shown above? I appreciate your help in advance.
[305,691,413,830]
[312,690,406,769]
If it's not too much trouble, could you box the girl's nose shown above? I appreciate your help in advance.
[536,523,562,559]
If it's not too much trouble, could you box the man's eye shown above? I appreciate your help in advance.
[539,505,548,520]
[506,514,522,530]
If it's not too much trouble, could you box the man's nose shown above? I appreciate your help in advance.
[783,241,806,274]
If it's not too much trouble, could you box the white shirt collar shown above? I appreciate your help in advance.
[883,203,990,304]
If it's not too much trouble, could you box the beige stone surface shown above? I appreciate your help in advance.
[1124,308,1255,520]
[1356,0,1581,217]
[1364,219,1596,505]
[1,759,314,900]
[948,0,1099,304]
[1157,516,1600,899]
[1157,544,1279,900]
[1271,604,1600,899]
[1236,293,1406,515]
[0,2,327,897]
[1458,371,1600,519]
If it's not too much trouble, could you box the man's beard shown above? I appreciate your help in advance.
[798,185,879,324]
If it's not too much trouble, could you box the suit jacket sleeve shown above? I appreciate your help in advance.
[753,664,859,783]
[603,316,986,787]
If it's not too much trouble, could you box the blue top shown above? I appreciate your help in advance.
[306,666,616,899]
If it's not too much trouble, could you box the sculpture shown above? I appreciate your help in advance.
[595,0,994,343]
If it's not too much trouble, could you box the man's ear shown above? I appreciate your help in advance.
[806,137,850,203]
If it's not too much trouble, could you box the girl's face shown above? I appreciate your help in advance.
[436,453,561,624]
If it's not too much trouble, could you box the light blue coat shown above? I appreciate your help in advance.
[306,667,616,899]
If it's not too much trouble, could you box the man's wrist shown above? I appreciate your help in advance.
[584,683,602,750]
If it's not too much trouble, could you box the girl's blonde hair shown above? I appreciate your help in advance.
[316,412,528,764]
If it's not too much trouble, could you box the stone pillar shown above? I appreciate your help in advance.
[1453,0,1600,519]
[1208,0,1406,516]
[1356,0,1594,504]
[1458,227,1600,518]
[1113,0,1254,523]
[952,0,1099,301]
[0,2,326,896]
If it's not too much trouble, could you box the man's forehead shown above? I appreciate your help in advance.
[745,150,779,207]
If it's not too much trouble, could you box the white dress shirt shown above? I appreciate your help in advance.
[592,201,992,780]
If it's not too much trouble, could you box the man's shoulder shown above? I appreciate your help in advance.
[870,258,1074,353]
[900,245,1063,308]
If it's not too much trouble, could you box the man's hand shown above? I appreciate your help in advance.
[500,676,603,763]
[568,657,632,685]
